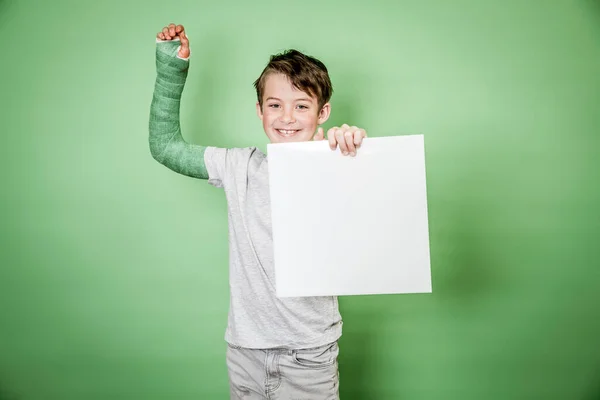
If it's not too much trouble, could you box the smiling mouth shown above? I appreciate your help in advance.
[276,129,301,137]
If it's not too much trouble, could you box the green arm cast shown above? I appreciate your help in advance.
[148,40,208,179]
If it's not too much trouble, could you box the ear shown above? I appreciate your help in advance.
[317,102,331,125]
[256,101,263,121]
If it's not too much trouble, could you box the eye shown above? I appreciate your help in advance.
[268,104,280,109]
[297,104,309,110]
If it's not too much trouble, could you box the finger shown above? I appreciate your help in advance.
[354,129,367,148]
[176,24,185,34]
[157,32,164,40]
[162,27,171,40]
[341,123,350,129]
[335,129,349,154]
[169,23,176,37]
[345,130,357,156]
[327,127,337,150]
[313,127,324,141]
[348,126,360,153]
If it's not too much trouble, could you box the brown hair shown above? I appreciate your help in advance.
[253,49,333,110]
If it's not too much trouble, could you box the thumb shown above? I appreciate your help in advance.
[313,126,324,141]
[178,31,190,58]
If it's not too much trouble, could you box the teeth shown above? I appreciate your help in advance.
[278,129,298,136]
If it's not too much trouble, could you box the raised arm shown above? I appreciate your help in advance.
[149,23,208,179]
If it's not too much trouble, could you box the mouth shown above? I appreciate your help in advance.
[275,129,301,137]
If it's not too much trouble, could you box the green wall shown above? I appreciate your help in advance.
[1,1,599,399]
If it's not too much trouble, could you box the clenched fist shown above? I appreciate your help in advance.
[156,23,190,59]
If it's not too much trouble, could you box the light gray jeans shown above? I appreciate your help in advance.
[226,341,340,399]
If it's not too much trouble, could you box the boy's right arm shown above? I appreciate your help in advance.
[149,24,208,179]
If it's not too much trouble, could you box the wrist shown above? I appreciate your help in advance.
[155,41,189,75]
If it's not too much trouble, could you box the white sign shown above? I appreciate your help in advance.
[267,135,432,297]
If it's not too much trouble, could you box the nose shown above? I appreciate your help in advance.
[279,106,296,124]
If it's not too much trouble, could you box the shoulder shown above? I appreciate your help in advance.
[205,146,265,172]
[205,146,263,160]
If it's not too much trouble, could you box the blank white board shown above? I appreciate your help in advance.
[267,135,432,297]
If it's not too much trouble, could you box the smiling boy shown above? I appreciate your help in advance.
[149,23,366,399]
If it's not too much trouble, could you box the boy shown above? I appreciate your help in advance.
[150,23,367,399]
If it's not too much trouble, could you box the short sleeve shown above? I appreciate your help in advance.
[204,146,260,189]
[204,146,228,188]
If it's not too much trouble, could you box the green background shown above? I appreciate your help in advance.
[1,0,599,399]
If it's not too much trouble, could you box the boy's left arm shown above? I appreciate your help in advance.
[313,124,367,156]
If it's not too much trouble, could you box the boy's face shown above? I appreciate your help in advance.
[256,73,330,143]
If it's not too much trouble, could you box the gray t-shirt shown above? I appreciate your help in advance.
[204,146,343,349]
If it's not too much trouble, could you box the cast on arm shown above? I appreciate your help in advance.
[148,33,208,179]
